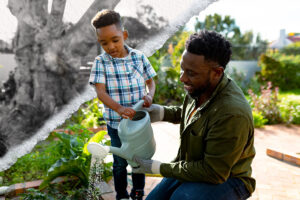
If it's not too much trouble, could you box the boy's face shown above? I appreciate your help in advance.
[96,24,128,58]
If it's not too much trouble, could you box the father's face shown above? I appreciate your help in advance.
[179,50,215,99]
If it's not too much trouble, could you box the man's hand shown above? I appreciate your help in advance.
[117,106,136,119]
[132,155,161,174]
[142,94,153,107]
[143,104,164,122]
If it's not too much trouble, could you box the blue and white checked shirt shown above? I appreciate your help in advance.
[89,45,156,129]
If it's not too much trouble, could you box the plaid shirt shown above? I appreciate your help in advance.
[89,45,156,129]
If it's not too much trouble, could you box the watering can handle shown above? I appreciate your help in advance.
[132,100,144,111]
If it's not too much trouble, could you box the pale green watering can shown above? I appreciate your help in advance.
[87,100,156,167]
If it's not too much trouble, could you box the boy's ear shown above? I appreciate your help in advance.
[123,30,128,40]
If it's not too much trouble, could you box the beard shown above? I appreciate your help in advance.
[187,78,211,100]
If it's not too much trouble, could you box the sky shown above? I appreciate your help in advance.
[0,0,300,43]
[187,0,300,42]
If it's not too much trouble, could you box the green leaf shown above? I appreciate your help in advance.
[83,130,108,155]
[53,132,72,147]
[40,159,89,190]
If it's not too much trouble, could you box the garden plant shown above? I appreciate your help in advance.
[0,99,112,199]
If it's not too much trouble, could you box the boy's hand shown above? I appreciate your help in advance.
[142,94,153,107]
[117,106,136,119]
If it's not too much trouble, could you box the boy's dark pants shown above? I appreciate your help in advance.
[107,125,145,199]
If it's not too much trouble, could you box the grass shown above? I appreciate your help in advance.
[278,89,300,101]
[279,89,300,95]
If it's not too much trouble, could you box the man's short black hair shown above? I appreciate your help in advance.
[185,30,232,69]
[91,9,123,30]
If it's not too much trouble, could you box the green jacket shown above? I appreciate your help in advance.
[160,74,256,194]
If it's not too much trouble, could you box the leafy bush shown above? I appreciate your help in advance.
[40,127,111,190]
[153,67,185,105]
[20,185,89,200]
[63,98,105,128]
[252,111,268,128]
[20,188,53,200]
[257,53,300,90]
[279,97,300,124]
[149,31,189,105]
[248,82,282,124]
[0,125,112,198]
[280,41,300,55]
[0,137,62,186]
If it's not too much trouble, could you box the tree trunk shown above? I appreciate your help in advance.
[0,0,120,157]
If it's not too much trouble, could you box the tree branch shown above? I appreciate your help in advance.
[47,0,67,37]
[8,0,48,29]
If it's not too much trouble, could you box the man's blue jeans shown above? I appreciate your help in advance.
[107,125,145,200]
[146,177,250,200]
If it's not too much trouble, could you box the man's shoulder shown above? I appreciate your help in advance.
[212,81,252,118]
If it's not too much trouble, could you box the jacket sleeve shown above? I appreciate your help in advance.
[160,114,252,184]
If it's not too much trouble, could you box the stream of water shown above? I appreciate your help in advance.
[87,157,105,200]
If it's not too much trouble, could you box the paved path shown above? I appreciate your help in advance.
[102,123,300,200]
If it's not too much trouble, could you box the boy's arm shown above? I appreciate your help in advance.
[95,83,136,119]
[143,78,156,107]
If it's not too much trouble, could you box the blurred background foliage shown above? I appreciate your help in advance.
[149,13,300,128]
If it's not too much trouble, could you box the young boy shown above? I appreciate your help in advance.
[89,9,156,200]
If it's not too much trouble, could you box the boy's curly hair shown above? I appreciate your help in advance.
[91,9,122,30]
[185,30,232,69]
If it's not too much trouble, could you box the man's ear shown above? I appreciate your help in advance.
[123,30,128,40]
[213,66,224,79]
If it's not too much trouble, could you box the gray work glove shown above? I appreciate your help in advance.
[143,104,164,123]
[132,155,162,174]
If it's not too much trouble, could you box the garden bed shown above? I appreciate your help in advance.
[0,124,112,199]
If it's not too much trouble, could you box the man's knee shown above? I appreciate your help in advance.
[169,183,199,200]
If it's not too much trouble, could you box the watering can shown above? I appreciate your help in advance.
[87,100,156,167]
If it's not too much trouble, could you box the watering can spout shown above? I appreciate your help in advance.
[109,146,131,160]
[87,142,130,161]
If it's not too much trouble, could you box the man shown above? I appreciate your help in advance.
[133,30,255,200]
